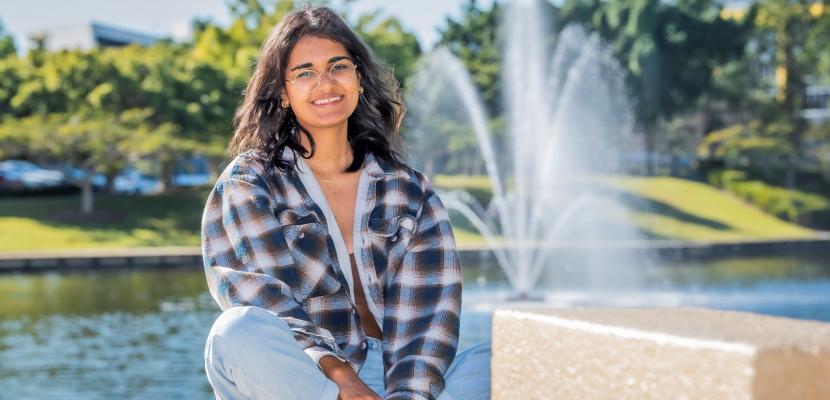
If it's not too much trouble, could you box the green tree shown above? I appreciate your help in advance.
[9,48,121,116]
[353,12,422,87]
[0,56,22,118]
[807,7,830,83]
[194,0,421,87]
[0,19,16,59]
[752,1,827,119]
[751,1,830,187]
[0,109,170,213]
[437,0,504,115]
[560,0,751,174]
[698,120,796,174]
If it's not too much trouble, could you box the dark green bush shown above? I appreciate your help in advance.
[717,172,830,227]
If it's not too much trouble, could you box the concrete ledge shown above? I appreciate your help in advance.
[0,247,202,273]
[3,235,829,273]
[458,233,830,262]
[492,307,830,399]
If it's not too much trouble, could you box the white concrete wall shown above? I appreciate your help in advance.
[492,307,830,399]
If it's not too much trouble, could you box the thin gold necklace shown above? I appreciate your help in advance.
[308,150,351,184]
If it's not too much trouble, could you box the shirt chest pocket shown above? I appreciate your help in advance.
[279,209,343,301]
[368,213,417,271]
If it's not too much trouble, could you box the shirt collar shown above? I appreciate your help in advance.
[279,146,400,179]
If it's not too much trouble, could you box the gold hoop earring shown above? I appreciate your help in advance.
[281,100,290,108]
[358,87,364,95]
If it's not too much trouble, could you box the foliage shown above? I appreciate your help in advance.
[560,0,751,173]
[804,122,830,177]
[697,120,796,170]
[192,0,421,87]
[437,0,504,114]
[706,168,830,226]
[610,175,815,240]
[0,0,421,195]
[751,0,828,111]
[0,19,15,59]
[730,180,830,224]
[808,8,830,83]
[700,1,830,187]
[353,12,422,87]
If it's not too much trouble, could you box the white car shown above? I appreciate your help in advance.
[114,169,162,195]
[0,160,67,189]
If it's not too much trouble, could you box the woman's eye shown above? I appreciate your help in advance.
[331,64,348,71]
[295,71,315,80]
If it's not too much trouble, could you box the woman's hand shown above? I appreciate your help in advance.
[319,355,382,400]
[335,375,382,400]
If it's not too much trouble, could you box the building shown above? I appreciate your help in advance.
[803,85,830,122]
[35,21,164,52]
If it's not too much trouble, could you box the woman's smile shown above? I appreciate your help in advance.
[311,95,344,106]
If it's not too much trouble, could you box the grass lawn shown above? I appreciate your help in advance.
[603,176,817,242]
[0,175,822,252]
[0,189,208,251]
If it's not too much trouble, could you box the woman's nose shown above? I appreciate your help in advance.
[317,72,338,90]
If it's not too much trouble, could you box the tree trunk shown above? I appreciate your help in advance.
[105,171,118,194]
[81,172,94,215]
[644,128,656,176]
[785,157,797,189]
[160,159,176,192]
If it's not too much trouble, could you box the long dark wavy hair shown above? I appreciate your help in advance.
[228,5,406,174]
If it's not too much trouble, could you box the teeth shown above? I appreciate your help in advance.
[313,96,342,105]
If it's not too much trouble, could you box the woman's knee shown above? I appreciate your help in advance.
[206,306,292,354]
[448,341,492,376]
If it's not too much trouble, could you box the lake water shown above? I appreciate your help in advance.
[2,254,830,399]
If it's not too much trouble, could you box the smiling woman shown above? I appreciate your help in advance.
[227,5,405,176]
[201,5,490,400]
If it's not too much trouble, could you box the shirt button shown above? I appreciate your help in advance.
[360,341,367,349]
[390,235,397,242]
[298,232,305,239]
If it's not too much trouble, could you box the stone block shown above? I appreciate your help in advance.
[491,307,830,400]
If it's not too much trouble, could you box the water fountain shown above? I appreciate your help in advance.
[404,0,647,300]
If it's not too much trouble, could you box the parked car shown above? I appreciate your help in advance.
[59,166,107,190]
[173,172,211,187]
[56,165,162,195]
[114,169,162,195]
[0,168,21,191]
[0,160,67,190]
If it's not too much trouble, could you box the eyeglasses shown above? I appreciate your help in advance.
[286,60,359,93]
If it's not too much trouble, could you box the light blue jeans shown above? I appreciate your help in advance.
[204,306,491,400]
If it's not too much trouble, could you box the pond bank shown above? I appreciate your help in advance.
[2,233,830,273]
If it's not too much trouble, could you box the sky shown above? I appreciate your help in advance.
[0,0,495,54]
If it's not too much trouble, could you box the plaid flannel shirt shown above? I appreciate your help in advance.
[201,147,462,399]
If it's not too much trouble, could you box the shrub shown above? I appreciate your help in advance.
[723,177,830,227]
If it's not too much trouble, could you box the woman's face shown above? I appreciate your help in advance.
[282,35,361,134]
